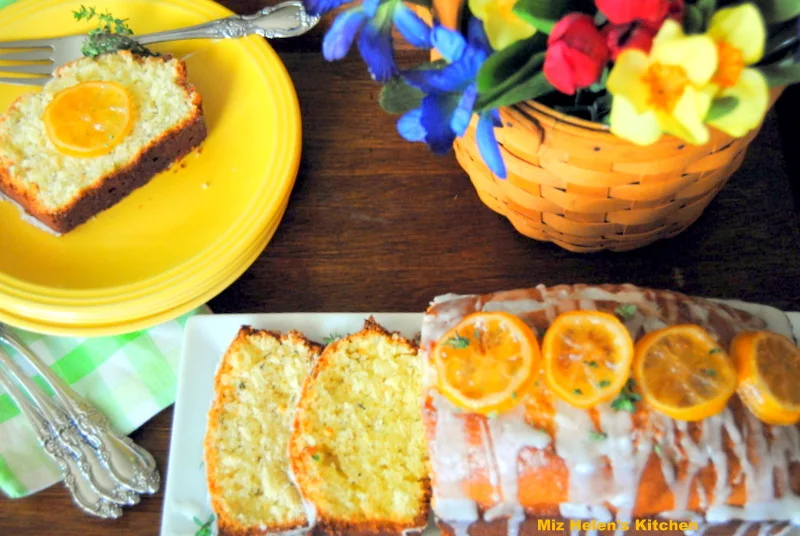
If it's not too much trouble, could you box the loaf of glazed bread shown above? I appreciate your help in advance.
[420,284,800,536]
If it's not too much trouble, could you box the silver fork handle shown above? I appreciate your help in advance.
[135,1,320,45]
[0,346,137,506]
[0,327,159,495]
[0,371,122,519]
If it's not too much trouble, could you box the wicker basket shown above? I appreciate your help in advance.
[435,0,774,253]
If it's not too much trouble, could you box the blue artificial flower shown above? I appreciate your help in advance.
[311,0,432,82]
[396,18,507,178]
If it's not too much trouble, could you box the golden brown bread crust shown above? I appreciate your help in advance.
[290,318,432,536]
[205,326,323,536]
[0,54,206,234]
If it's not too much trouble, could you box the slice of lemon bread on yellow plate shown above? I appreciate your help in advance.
[0,50,206,234]
[289,318,431,535]
[205,327,322,535]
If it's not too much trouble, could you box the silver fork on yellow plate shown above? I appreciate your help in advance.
[0,0,320,86]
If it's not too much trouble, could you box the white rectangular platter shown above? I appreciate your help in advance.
[161,313,425,536]
[160,309,800,536]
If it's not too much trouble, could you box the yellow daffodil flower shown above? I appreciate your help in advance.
[469,0,536,51]
[705,3,769,138]
[608,20,718,146]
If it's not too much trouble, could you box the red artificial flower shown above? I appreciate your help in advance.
[600,0,684,59]
[664,0,685,23]
[603,22,658,59]
[544,13,611,95]
[596,0,671,25]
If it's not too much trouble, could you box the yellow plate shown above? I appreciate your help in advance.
[0,0,300,311]
[0,197,288,323]
[0,209,281,335]
[0,198,288,324]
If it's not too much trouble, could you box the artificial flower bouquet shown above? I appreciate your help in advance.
[305,0,798,179]
[304,0,800,252]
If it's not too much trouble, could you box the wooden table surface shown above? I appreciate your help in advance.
[3,0,800,534]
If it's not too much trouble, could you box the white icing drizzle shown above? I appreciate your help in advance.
[706,412,731,507]
[596,405,651,536]
[706,412,800,525]
[757,522,776,536]
[429,394,481,524]
[733,522,755,536]
[664,419,706,517]
[484,405,550,523]
[553,400,607,504]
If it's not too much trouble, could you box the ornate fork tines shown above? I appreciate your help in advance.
[0,326,160,496]
[0,365,122,519]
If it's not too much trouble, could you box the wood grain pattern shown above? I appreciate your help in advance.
[1,0,800,534]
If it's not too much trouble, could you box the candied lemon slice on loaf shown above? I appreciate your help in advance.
[633,325,736,421]
[204,327,321,534]
[543,311,634,409]
[289,319,430,535]
[731,331,800,425]
[433,311,540,415]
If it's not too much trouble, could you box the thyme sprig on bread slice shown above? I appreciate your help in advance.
[73,5,155,58]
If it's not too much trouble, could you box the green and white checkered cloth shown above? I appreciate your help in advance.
[0,306,209,498]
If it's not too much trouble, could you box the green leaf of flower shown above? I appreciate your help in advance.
[403,0,433,7]
[752,0,800,24]
[512,0,594,23]
[696,0,716,27]
[759,62,800,88]
[476,34,547,95]
[379,77,424,115]
[476,69,554,112]
[512,11,555,34]
[683,5,704,33]
[705,96,739,121]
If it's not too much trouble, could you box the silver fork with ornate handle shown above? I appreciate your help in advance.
[0,1,320,86]
[0,325,159,495]
[0,351,122,518]
[0,343,139,506]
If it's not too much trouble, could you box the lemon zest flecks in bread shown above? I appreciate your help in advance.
[289,319,431,533]
[204,328,321,534]
[0,51,199,211]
